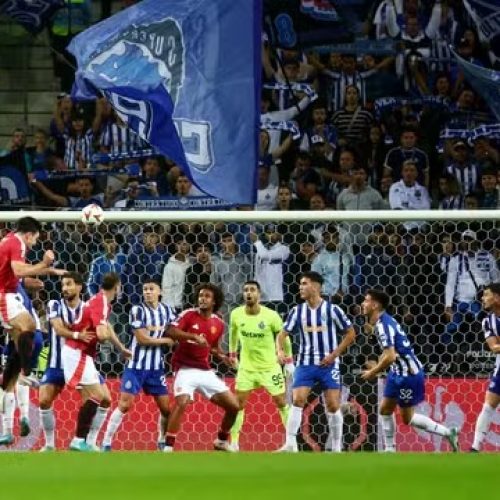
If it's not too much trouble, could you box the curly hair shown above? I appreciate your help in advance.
[195,282,224,313]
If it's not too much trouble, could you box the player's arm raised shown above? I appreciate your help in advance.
[11,250,60,277]
[361,347,397,381]
[319,325,356,366]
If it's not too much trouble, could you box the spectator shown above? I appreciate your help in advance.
[174,173,204,197]
[438,172,464,209]
[478,165,499,209]
[444,230,500,337]
[300,101,337,153]
[256,165,278,210]
[331,85,373,148]
[112,177,158,209]
[128,228,167,304]
[363,124,387,190]
[32,175,107,209]
[161,235,191,312]
[50,94,73,156]
[324,148,356,203]
[211,232,252,311]
[275,184,299,211]
[26,130,52,174]
[139,157,170,196]
[0,128,29,179]
[251,224,290,303]
[336,165,385,211]
[87,233,129,297]
[311,225,350,303]
[445,140,480,196]
[184,243,213,307]
[384,127,429,187]
[62,106,94,170]
[389,160,431,232]
[473,136,499,167]
[379,175,393,208]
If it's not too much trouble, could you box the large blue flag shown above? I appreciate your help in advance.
[452,50,500,121]
[69,0,261,205]
[0,0,64,34]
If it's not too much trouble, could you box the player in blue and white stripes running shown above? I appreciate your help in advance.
[276,271,356,452]
[102,278,203,451]
[361,289,459,452]
[471,283,500,452]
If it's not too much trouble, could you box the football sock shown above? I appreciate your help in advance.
[17,333,34,377]
[16,383,30,420]
[472,403,495,450]
[2,393,15,435]
[230,410,245,444]
[278,405,289,427]
[40,408,55,448]
[285,405,303,445]
[102,408,125,447]
[410,413,450,436]
[381,414,396,450]
[87,406,109,446]
[75,398,100,439]
[327,410,343,452]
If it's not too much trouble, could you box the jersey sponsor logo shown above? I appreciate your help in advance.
[241,330,265,339]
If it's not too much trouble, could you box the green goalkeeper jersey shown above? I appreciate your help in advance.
[229,305,292,372]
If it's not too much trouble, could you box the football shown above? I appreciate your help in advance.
[81,203,105,225]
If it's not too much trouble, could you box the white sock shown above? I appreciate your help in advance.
[410,413,450,437]
[16,383,30,420]
[2,393,16,435]
[102,408,125,447]
[285,406,303,445]
[158,414,167,443]
[381,414,396,450]
[472,403,495,450]
[327,410,343,452]
[39,408,55,448]
[86,406,109,446]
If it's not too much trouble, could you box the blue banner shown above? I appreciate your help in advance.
[452,50,500,121]
[0,165,30,204]
[464,0,500,58]
[69,0,260,205]
[0,0,64,34]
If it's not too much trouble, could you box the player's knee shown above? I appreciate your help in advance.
[292,397,306,407]
[400,413,413,425]
[99,397,111,409]
[228,401,240,415]
[325,401,340,413]
[118,401,131,413]
[39,398,53,410]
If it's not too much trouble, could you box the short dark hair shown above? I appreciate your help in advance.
[102,272,120,291]
[195,282,224,313]
[16,217,41,234]
[367,289,390,310]
[63,272,84,286]
[221,232,233,240]
[143,278,161,288]
[301,271,324,285]
[484,283,500,296]
[244,280,261,291]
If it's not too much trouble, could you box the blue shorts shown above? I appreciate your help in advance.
[293,364,341,391]
[120,368,167,396]
[488,372,500,396]
[383,371,425,408]
[41,368,105,387]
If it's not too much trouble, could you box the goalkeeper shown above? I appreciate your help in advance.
[229,281,294,451]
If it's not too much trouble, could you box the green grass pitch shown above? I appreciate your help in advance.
[0,453,498,500]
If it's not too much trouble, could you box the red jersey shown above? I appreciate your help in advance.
[66,291,111,357]
[171,308,225,371]
[0,232,25,293]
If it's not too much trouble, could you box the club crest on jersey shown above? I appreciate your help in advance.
[258,321,265,330]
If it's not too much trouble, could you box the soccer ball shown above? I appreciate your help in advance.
[81,203,104,225]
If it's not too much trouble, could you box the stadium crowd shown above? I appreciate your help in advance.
[0,1,499,379]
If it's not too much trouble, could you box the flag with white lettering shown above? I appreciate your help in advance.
[69,0,261,204]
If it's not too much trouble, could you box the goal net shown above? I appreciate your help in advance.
[0,210,498,452]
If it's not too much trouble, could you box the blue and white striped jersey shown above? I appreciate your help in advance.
[375,312,423,376]
[284,300,352,366]
[46,299,84,370]
[128,303,177,371]
[16,283,41,331]
[482,313,500,377]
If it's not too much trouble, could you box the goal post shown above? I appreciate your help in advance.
[0,210,498,452]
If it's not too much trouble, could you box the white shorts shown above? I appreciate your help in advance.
[0,292,28,329]
[62,344,100,389]
[174,368,229,400]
